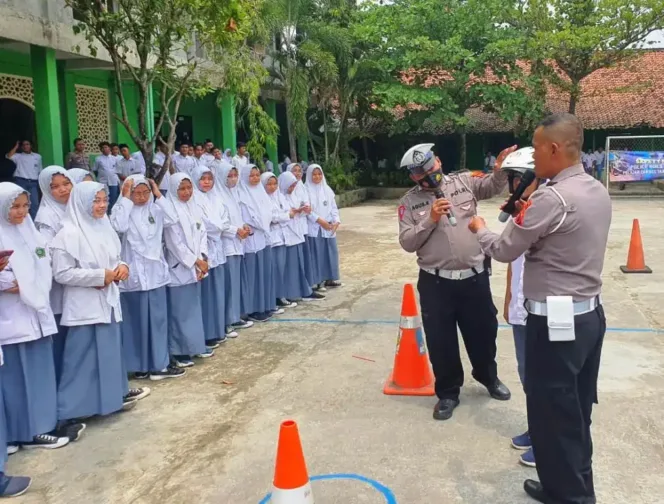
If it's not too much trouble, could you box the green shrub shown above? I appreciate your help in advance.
[322,158,358,193]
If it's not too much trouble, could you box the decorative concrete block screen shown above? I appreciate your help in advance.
[0,73,35,109]
[75,84,110,152]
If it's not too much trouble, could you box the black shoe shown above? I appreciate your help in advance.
[486,378,511,401]
[248,312,273,322]
[433,398,459,421]
[524,479,562,503]
[53,422,86,442]
[134,372,149,380]
[150,366,186,381]
[302,291,325,301]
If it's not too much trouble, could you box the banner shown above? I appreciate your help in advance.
[608,150,664,182]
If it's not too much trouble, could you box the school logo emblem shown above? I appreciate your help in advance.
[413,151,425,164]
[323,200,328,206]
[35,247,46,258]
[148,215,155,224]
[196,222,201,230]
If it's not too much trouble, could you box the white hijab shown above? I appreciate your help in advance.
[306,164,336,221]
[0,183,52,313]
[238,164,272,231]
[51,181,122,310]
[217,163,243,228]
[277,172,303,238]
[192,165,227,231]
[166,172,204,255]
[261,172,281,211]
[222,149,233,164]
[125,175,162,261]
[35,166,73,233]
[286,163,309,206]
[67,168,93,184]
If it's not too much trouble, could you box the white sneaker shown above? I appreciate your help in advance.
[7,445,19,455]
[271,308,285,315]
[125,387,151,401]
[226,330,239,338]
[21,434,69,450]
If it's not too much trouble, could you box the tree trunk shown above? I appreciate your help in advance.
[459,131,467,171]
[332,109,347,160]
[362,137,369,162]
[308,132,318,162]
[323,106,329,162]
[568,80,581,114]
[285,97,298,161]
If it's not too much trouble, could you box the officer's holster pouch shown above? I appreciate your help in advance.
[483,255,492,276]
[546,296,575,342]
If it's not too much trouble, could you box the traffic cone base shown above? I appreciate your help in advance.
[271,483,314,504]
[383,284,435,397]
[621,219,652,274]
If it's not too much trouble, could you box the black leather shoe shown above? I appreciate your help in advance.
[524,479,562,503]
[433,398,459,420]
[486,378,511,401]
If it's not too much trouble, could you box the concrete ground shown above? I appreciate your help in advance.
[10,197,664,504]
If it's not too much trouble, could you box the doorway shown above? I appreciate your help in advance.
[0,99,35,181]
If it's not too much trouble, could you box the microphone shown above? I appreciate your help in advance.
[498,170,536,223]
[434,187,457,227]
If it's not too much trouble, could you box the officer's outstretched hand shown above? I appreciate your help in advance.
[430,198,452,222]
[468,216,486,233]
[494,145,518,172]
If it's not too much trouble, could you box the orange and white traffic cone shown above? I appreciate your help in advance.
[270,420,314,504]
[383,283,435,396]
[620,219,652,274]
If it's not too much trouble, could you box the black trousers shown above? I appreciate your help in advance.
[526,306,606,504]
[417,269,498,400]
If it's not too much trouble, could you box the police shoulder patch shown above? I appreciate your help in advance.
[398,205,406,221]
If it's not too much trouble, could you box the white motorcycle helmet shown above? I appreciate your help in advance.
[501,147,535,175]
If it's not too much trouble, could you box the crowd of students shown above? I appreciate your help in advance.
[0,142,341,497]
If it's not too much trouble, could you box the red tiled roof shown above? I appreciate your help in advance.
[395,50,664,133]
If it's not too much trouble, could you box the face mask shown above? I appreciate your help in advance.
[417,168,443,190]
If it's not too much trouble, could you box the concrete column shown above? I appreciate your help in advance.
[297,134,308,162]
[265,99,279,172]
[221,93,237,155]
[30,45,63,165]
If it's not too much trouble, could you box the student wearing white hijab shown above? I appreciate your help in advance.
[34,166,74,384]
[67,168,95,184]
[51,181,148,421]
[110,175,185,381]
[222,148,233,164]
[0,183,70,450]
[305,164,341,287]
[237,164,278,322]
[286,163,318,291]
[164,173,214,367]
[192,165,231,347]
[262,172,304,309]
[217,163,253,334]
[277,171,323,302]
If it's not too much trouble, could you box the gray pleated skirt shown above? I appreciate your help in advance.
[52,314,68,385]
[0,377,6,472]
[167,282,206,357]
[57,319,128,421]
[302,237,315,287]
[120,287,170,373]
[241,248,275,314]
[307,235,340,284]
[0,337,58,442]
[225,255,242,324]
[201,266,226,342]
[275,245,313,300]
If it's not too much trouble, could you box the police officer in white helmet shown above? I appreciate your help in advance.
[398,143,516,421]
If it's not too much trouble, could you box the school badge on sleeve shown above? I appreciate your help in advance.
[35,247,46,258]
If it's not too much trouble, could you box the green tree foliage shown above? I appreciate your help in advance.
[358,0,545,169]
[512,0,664,114]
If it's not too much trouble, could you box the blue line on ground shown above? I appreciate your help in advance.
[270,318,660,334]
[258,473,397,504]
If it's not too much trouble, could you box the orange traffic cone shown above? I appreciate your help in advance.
[270,420,314,504]
[383,284,435,396]
[620,219,652,274]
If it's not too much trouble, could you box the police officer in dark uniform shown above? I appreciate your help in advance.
[398,144,513,421]
[470,113,611,503]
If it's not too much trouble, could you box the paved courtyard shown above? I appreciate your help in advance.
[10,197,664,504]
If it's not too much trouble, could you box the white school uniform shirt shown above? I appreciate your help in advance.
[132,151,146,171]
[163,173,209,286]
[237,165,272,253]
[95,154,119,187]
[153,151,171,191]
[110,176,178,292]
[116,156,145,179]
[201,153,215,167]
[34,166,75,315]
[191,165,230,269]
[261,172,290,247]
[0,182,58,345]
[217,163,246,257]
[278,172,306,247]
[172,153,196,176]
[305,164,340,238]
[7,152,42,180]
[51,181,125,326]
[232,154,249,171]
[508,253,527,326]
[286,164,311,237]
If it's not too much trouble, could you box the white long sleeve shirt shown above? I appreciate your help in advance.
[239,204,269,253]
[36,223,64,315]
[307,198,341,238]
[163,222,209,287]
[110,196,178,292]
[200,205,231,269]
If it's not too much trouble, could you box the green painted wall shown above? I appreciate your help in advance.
[0,48,32,77]
[178,93,222,147]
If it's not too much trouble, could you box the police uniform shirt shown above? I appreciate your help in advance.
[8,152,42,180]
[398,169,508,270]
[477,164,611,302]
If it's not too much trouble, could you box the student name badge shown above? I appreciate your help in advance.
[148,215,155,224]
[546,296,575,342]
[35,247,46,259]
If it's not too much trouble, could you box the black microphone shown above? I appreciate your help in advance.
[433,187,457,227]
[499,170,536,222]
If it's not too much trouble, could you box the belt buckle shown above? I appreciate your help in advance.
[452,270,463,280]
